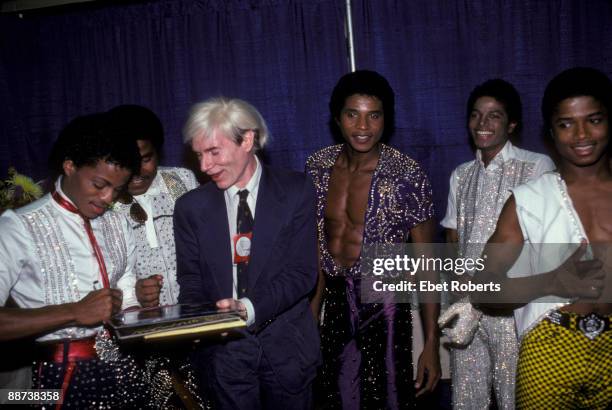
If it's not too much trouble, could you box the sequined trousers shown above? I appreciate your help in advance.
[450,314,518,410]
[318,276,414,410]
[33,356,148,409]
[139,353,208,409]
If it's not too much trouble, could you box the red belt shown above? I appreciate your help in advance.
[49,338,97,363]
[40,338,97,410]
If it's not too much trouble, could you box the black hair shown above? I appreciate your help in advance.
[467,79,523,135]
[329,70,395,139]
[48,112,141,180]
[107,104,164,154]
[542,67,612,130]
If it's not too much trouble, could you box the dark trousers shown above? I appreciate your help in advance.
[200,334,313,410]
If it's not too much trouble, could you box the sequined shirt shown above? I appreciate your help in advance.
[114,167,197,305]
[0,180,139,342]
[306,143,435,278]
[441,141,554,260]
[306,143,435,408]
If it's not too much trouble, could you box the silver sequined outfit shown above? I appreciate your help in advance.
[441,141,554,409]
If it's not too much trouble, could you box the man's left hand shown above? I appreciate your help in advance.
[415,339,441,397]
[216,298,247,320]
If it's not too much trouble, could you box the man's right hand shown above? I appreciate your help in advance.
[135,275,163,307]
[550,242,605,300]
[73,288,123,325]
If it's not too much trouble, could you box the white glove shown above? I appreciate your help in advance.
[438,299,482,346]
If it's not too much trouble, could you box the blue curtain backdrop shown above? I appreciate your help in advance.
[0,0,347,181]
[349,0,612,223]
[1,0,612,233]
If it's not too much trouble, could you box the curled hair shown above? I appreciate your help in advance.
[107,104,164,154]
[466,79,522,135]
[48,113,141,180]
[542,67,612,130]
[183,97,269,152]
[329,70,395,139]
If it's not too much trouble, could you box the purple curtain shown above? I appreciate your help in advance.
[0,0,347,181]
[349,0,612,225]
[1,0,612,234]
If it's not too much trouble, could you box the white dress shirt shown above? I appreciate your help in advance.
[223,156,262,326]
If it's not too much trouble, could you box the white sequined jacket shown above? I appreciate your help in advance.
[0,179,139,341]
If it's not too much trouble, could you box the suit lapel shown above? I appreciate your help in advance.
[249,166,285,289]
[200,187,234,297]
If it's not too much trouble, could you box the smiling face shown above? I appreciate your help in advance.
[337,94,384,154]
[127,139,159,196]
[552,96,609,168]
[469,96,517,160]
[61,159,132,219]
[192,129,257,190]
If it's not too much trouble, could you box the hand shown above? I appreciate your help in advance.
[415,338,441,397]
[73,288,123,325]
[551,242,604,299]
[135,275,163,307]
[216,298,247,320]
[438,300,482,346]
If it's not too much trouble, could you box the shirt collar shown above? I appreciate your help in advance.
[226,156,262,200]
[476,140,517,169]
[54,176,78,208]
[133,171,162,200]
[52,176,86,219]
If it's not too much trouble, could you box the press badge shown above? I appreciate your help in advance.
[233,232,252,263]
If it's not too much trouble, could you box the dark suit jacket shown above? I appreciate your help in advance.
[174,164,321,393]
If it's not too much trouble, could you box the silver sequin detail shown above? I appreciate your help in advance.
[160,170,189,201]
[456,157,535,261]
[21,206,79,306]
[451,155,538,409]
[18,201,129,341]
[555,173,588,245]
[451,315,518,410]
[307,143,434,278]
[94,330,121,363]
[99,211,129,288]
[142,355,208,409]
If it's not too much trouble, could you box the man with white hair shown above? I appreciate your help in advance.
[175,97,320,410]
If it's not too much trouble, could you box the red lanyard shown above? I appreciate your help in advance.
[51,190,110,289]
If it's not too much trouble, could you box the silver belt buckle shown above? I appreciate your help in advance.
[547,310,563,325]
[578,313,605,340]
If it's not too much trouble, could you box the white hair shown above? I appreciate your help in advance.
[183,97,269,151]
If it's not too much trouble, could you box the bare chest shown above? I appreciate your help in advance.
[568,186,612,242]
[325,167,373,225]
